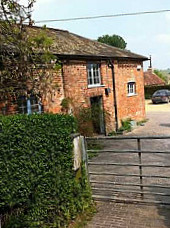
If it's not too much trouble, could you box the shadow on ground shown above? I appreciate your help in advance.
[160,123,170,128]
[152,188,170,228]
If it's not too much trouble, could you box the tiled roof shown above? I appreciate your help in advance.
[27,26,148,60]
[144,69,166,86]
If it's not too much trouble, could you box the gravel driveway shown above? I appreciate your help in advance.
[129,100,170,136]
[86,101,170,228]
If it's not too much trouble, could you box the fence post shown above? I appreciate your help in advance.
[137,138,144,198]
[81,136,90,185]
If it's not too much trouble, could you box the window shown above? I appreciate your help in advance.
[87,63,101,87]
[18,95,42,114]
[127,82,136,95]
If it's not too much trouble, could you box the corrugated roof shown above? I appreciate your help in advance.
[28,26,148,60]
[144,69,166,86]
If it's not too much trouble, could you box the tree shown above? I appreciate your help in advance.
[154,69,167,84]
[0,0,58,102]
[97,34,127,49]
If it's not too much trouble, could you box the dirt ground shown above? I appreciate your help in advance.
[145,99,170,113]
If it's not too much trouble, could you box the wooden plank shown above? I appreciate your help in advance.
[87,149,170,154]
[92,187,170,196]
[90,180,170,189]
[89,172,170,179]
[87,135,170,140]
[92,195,170,205]
[88,162,170,168]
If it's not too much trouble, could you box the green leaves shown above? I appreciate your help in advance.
[0,1,60,101]
[0,114,91,227]
[97,34,127,49]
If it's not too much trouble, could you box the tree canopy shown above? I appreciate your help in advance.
[97,34,127,49]
[154,69,167,84]
[0,0,58,101]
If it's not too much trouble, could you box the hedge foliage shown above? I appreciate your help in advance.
[0,114,92,228]
[145,85,170,99]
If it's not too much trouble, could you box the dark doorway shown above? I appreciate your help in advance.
[90,96,105,134]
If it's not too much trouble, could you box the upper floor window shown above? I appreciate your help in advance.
[87,63,101,87]
[18,95,42,114]
[127,82,136,96]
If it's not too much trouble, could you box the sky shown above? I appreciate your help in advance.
[23,0,170,70]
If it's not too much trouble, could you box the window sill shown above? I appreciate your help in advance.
[127,93,138,97]
[88,84,105,89]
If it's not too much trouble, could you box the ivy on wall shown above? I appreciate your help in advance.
[0,114,92,228]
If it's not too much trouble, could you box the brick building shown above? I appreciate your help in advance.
[0,26,148,134]
[144,67,166,87]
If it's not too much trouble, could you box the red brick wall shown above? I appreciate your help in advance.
[42,69,64,113]
[0,59,146,134]
[63,60,115,133]
[62,59,145,133]
[0,69,65,115]
[114,60,146,127]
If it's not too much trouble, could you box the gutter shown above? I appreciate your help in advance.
[57,54,149,62]
[109,60,119,132]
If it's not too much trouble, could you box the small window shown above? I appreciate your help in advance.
[87,63,101,87]
[18,95,42,114]
[127,82,136,95]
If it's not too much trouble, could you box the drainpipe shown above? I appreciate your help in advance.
[109,60,119,132]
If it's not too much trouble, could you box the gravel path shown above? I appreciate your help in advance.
[129,100,170,136]
[86,100,170,228]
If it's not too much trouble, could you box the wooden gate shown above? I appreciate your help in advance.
[85,136,170,205]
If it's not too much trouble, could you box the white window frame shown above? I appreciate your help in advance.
[18,96,42,114]
[127,82,136,96]
[87,63,101,88]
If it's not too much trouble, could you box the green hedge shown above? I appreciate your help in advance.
[145,85,170,99]
[0,114,91,228]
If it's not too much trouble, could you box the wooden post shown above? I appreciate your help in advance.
[81,136,90,185]
[137,138,144,198]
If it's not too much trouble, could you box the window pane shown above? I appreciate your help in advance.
[18,96,27,114]
[18,96,42,114]
[88,68,93,85]
[127,82,135,94]
[31,104,39,113]
[87,63,101,86]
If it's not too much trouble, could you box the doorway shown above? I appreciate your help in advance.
[90,96,105,134]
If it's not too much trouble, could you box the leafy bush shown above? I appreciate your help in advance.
[108,118,132,136]
[75,107,94,137]
[119,118,132,132]
[145,85,170,99]
[0,114,92,228]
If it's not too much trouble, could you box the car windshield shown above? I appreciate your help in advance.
[153,91,167,96]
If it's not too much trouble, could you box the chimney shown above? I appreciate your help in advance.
[148,55,153,73]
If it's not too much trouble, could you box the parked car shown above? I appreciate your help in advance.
[152,90,170,104]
